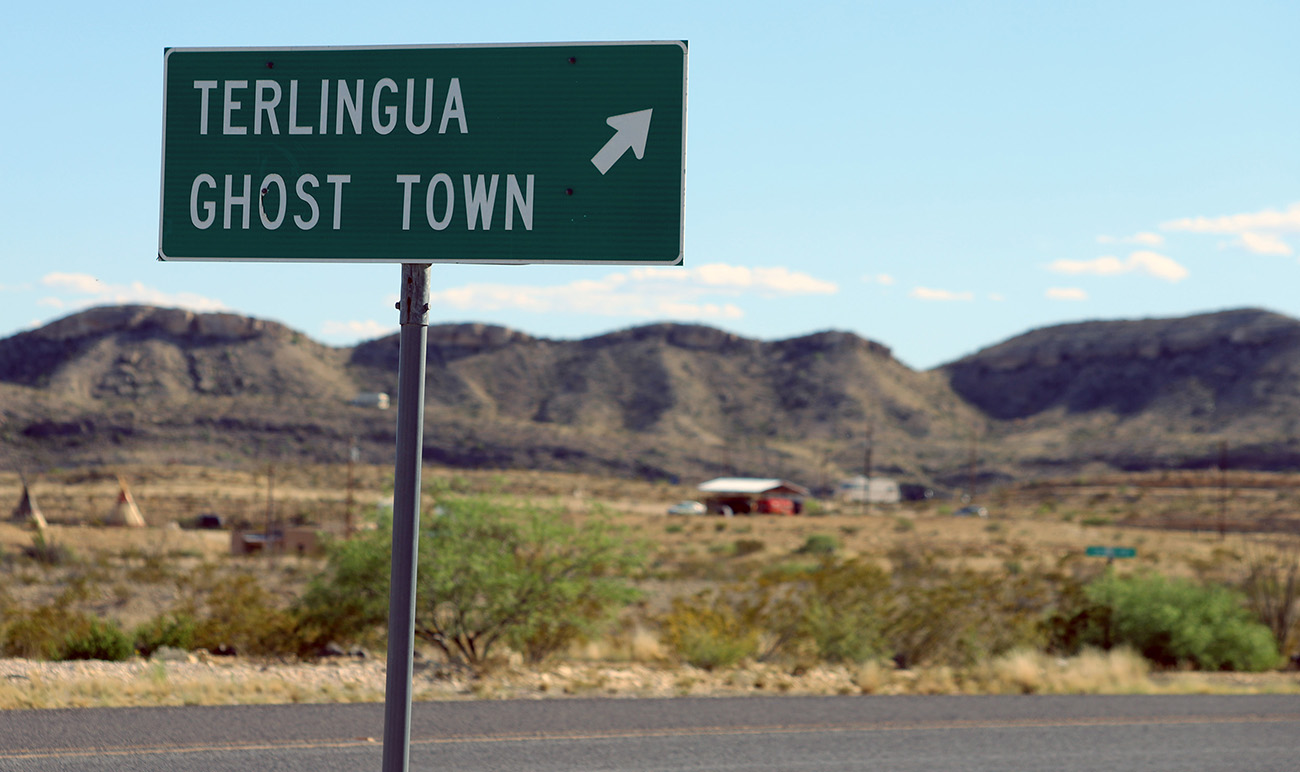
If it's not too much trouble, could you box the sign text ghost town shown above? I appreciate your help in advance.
[159,43,687,264]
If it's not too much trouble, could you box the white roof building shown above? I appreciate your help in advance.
[697,478,810,496]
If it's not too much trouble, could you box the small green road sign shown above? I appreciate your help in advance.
[159,42,687,264]
[1086,546,1137,559]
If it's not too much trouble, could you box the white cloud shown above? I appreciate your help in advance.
[321,319,397,340]
[627,263,838,295]
[1046,287,1088,301]
[1097,232,1165,246]
[424,262,827,322]
[862,273,895,285]
[909,287,974,302]
[1161,202,1299,257]
[1050,256,1128,276]
[1127,251,1189,281]
[42,273,106,294]
[1237,231,1293,256]
[988,293,1005,302]
[1161,202,1300,234]
[1047,251,1187,282]
[38,273,228,313]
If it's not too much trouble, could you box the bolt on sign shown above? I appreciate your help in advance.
[159,42,687,264]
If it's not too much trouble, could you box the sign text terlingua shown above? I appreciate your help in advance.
[159,42,687,264]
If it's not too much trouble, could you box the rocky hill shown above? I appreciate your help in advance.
[2,305,1299,488]
[944,308,1300,472]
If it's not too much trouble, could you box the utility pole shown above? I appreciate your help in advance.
[1218,440,1228,540]
[966,427,979,504]
[345,439,359,539]
[862,418,874,516]
[265,463,276,566]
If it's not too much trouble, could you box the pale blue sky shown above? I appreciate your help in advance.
[1,1,1296,369]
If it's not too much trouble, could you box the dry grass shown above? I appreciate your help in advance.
[6,649,1295,710]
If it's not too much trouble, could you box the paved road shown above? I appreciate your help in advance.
[1,694,1297,771]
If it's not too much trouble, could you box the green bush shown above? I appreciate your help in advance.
[23,532,77,566]
[133,613,198,658]
[659,592,759,670]
[298,497,645,669]
[759,560,893,665]
[796,534,838,556]
[176,569,303,657]
[1080,573,1280,671]
[2,604,80,660]
[886,550,1051,668]
[61,619,133,661]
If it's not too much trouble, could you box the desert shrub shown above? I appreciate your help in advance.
[133,613,198,658]
[23,532,76,566]
[1044,573,1108,656]
[298,497,644,669]
[733,538,766,557]
[796,534,838,556]
[295,532,390,656]
[0,586,12,640]
[886,549,1051,668]
[428,500,643,666]
[756,560,893,665]
[125,553,174,585]
[2,604,84,660]
[61,619,133,661]
[177,570,302,657]
[1241,542,1300,653]
[659,592,759,670]
[1080,572,1280,671]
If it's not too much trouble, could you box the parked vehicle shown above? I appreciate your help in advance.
[195,513,225,529]
[954,505,989,518]
[667,500,706,516]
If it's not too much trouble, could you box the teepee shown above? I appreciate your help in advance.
[108,476,147,527]
[10,475,48,530]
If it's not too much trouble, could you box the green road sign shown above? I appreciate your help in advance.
[1086,546,1137,558]
[159,42,687,264]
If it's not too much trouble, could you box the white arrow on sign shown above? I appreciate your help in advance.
[591,109,653,175]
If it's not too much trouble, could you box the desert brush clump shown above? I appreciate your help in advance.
[1,601,134,662]
[1049,571,1280,672]
[22,532,77,567]
[60,618,134,662]
[658,591,761,670]
[886,548,1052,669]
[658,553,1053,671]
[132,613,198,659]
[795,533,839,557]
[750,560,893,666]
[297,496,645,670]
[1240,540,1300,654]
[172,566,303,657]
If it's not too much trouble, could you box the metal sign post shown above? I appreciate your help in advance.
[381,264,429,772]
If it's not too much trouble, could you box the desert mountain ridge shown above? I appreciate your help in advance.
[3,304,1299,490]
